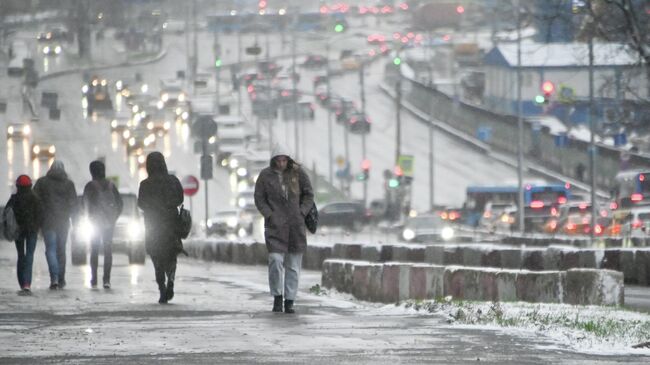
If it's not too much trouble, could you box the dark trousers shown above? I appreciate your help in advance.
[151,253,177,291]
[15,230,38,288]
[90,225,114,285]
[43,225,70,285]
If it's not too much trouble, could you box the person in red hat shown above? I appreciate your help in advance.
[4,175,43,295]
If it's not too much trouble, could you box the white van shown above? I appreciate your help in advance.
[7,40,32,77]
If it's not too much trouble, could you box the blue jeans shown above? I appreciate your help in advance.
[43,226,70,285]
[15,231,38,288]
[268,253,303,301]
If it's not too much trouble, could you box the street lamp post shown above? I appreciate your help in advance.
[516,0,526,234]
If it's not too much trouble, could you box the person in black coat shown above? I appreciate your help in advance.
[34,160,78,289]
[82,160,123,289]
[137,152,184,304]
[5,175,43,294]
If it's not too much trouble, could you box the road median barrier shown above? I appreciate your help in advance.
[321,259,624,306]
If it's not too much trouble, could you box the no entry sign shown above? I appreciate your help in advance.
[181,175,199,197]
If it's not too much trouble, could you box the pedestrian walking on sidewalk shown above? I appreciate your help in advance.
[34,160,78,290]
[5,175,43,294]
[82,160,123,289]
[137,152,184,304]
[254,145,314,314]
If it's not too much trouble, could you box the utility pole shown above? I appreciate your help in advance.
[237,29,242,116]
[291,30,299,160]
[359,61,368,206]
[326,43,334,184]
[588,36,596,244]
[516,0,525,234]
[266,32,273,151]
[214,31,220,115]
[428,99,435,212]
[191,0,198,85]
[395,78,402,165]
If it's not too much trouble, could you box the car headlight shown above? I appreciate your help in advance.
[402,228,415,241]
[48,146,56,154]
[23,125,30,135]
[178,93,186,102]
[157,100,164,109]
[141,84,149,93]
[163,121,171,130]
[33,145,40,154]
[115,80,123,90]
[229,158,239,169]
[238,198,246,208]
[227,217,238,228]
[7,126,14,135]
[54,46,62,54]
[78,217,95,242]
[206,219,213,228]
[236,167,247,177]
[441,226,455,241]
[181,111,189,120]
[161,93,169,102]
[82,85,89,94]
[128,220,143,240]
[147,121,154,130]
[238,227,247,237]
[43,46,50,54]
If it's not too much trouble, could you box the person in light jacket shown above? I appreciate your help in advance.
[254,145,314,313]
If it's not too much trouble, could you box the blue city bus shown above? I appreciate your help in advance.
[614,170,650,208]
[464,184,570,229]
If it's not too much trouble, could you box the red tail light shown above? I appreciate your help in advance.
[551,207,559,216]
[440,212,448,220]
[579,203,587,210]
[557,196,567,204]
[610,202,618,210]
[631,193,643,202]
[566,223,576,230]
[594,224,603,235]
[530,200,544,209]
[633,220,643,229]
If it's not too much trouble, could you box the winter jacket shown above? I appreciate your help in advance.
[82,160,123,227]
[33,161,78,231]
[5,186,43,234]
[137,152,184,257]
[254,146,314,254]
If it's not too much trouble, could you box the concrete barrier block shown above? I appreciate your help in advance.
[619,249,636,284]
[201,241,215,261]
[601,249,621,271]
[379,244,394,262]
[499,249,522,269]
[367,264,385,302]
[424,245,444,265]
[563,269,624,306]
[577,249,599,269]
[496,271,517,302]
[409,264,444,300]
[253,242,268,265]
[462,247,482,267]
[351,263,373,300]
[515,271,563,303]
[304,245,331,270]
[406,246,426,263]
[391,246,410,262]
[332,243,363,260]
[543,247,564,271]
[478,270,499,302]
[443,246,463,265]
[444,266,483,300]
[635,250,650,286]
[360,245,381,262]
[216,241,233,262]
[381,263,411,303]
[480,250,501,268]
[231,243,246,264]
[521,249,545,271]
[321,260,346,290]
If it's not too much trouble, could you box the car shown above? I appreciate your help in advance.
[558,213,609,236]
[6,123,31,139]
[400,214,456,243]
[216,127,249,165]
[82,77,113,113]
[281,97,316,121]
[301,54,328,68]
[37,28,71,43]
[31,142,56,160]
[141,105,170,136]
[347,113,371,134]
[332,97,356,123]
[71,192,146,265]
[159,79,187,107]
[319,201,370,232]
[206,209,254,237]
[41,43,62,56]
[480,202,517,232]
[257,61,281,77]
[236,189,257,212]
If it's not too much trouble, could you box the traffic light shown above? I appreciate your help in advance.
[215,57,222,68]
[258,0,267,14]
[360,159,371,181]
[334,22,345,33]
[456,5,465,14]
[536,81,555,105]
[393,56,401,66]
[388,178,400,188]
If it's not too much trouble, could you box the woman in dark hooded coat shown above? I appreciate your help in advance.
[137,152,184,304]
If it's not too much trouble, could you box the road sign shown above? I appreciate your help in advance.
[191,115,218,140]
[397,155,414,177]
[182,175,200,196]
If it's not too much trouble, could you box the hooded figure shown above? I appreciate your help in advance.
[254,144,314,313]
[34,160,78,289]
[5,175,43,294]
[137,152,184,304]
[82,160,123,289]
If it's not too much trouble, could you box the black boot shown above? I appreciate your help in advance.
[272,295,283,312]
[166,281,174,301]
[284,300,295,314]
[158,283,168,304]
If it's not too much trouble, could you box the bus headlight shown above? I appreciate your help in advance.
[402,228,415,241]
[441,226,455,241]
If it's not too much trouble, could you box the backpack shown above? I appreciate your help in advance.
[2,204,20,241]
[176,204,192,239]
[92,181,120,226]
